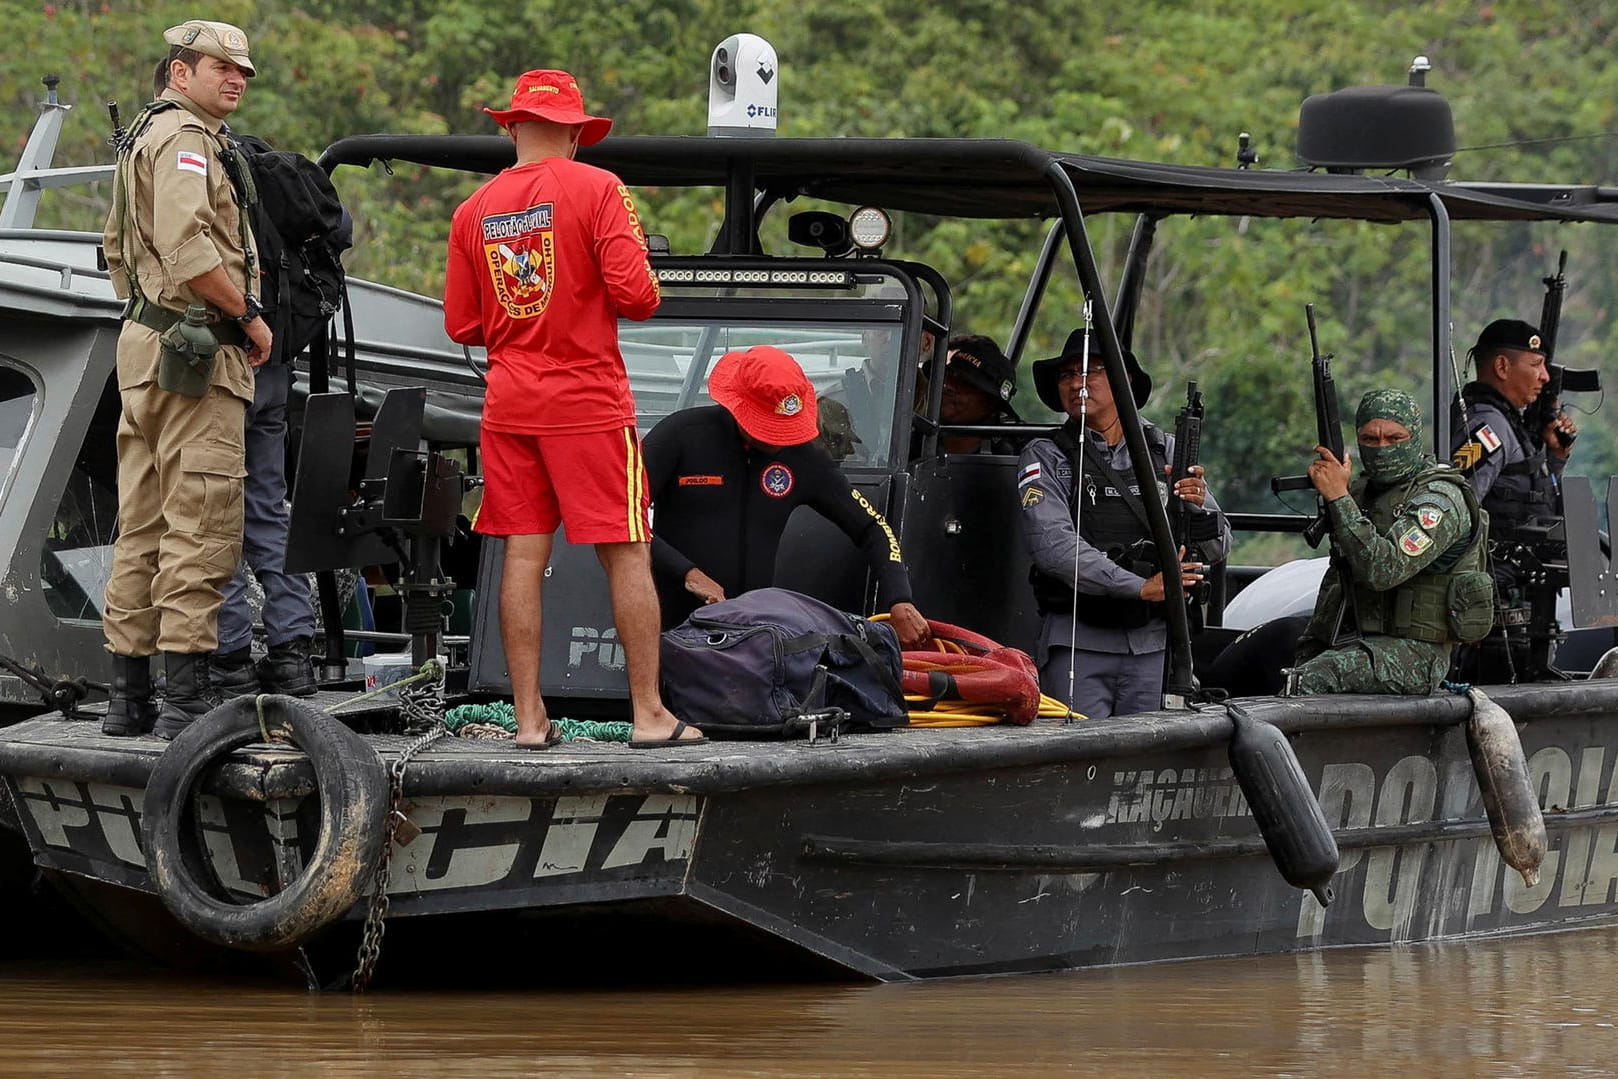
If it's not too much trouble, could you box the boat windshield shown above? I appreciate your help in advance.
[40,374,117,622]
[625,315,909,468]
[0,365,35,495]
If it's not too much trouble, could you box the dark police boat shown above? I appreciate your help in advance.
[3,53,1618,986]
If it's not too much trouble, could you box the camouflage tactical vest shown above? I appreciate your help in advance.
[1350,466,1491,645]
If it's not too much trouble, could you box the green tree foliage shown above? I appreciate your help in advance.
[5,0,1616,562]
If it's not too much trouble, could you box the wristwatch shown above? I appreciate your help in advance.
[236,294,264,324]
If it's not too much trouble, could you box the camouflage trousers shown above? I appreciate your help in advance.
[1292,635,1452,696]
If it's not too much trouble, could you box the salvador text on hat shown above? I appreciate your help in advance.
[484,70,612,145]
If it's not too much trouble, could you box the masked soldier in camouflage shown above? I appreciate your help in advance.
[1291,390,1492,695]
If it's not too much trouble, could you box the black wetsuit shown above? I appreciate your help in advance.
[644,405,913,628]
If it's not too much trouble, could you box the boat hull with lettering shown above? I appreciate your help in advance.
[7,681,1618,981]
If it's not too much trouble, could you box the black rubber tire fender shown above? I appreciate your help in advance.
[141,694,389,952]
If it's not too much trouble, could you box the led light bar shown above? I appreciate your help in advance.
[655,267,856,288]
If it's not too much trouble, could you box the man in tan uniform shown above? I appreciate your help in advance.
[101,20,271,739]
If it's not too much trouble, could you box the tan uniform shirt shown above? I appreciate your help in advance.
[102,88,256,399]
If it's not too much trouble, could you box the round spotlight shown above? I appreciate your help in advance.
[848,206,892,251]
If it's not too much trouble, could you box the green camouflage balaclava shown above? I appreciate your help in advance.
[1355,389,1431,485]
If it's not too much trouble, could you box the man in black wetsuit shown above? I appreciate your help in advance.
[644,346,930,649]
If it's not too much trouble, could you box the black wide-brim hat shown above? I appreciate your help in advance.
[1030,328,1152,413]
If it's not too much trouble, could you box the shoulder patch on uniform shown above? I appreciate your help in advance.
[176,150,208,176]
[1475,424,1502,453]
[1018,462,1041,487]
[1021,486,1045,508]
[1416,506,1443,529]
[1399,526,1434,556]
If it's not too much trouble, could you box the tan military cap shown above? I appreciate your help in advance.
[163,20,256,76]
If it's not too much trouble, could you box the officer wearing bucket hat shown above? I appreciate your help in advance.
[446,69,702,748]
[99,19,268,739]
[644,346,931,649]
[1015,328,1230,718]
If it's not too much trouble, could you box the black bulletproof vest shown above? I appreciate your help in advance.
[1030,420,1169,628]
[1453,382,1556,532]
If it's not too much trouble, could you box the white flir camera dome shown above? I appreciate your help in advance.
[708,33,778,137]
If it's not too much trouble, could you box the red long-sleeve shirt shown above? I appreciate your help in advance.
[444,157,660,434]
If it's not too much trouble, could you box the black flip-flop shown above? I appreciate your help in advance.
[628,720,707,748]
[515,722,565,750]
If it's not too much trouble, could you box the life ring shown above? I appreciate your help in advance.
[141,694,388,952]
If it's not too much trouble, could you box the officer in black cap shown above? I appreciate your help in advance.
[915,334,1023,456]
[1015,328,1230,718]
[1449,317,1578,681]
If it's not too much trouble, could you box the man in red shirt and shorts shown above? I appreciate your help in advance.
[445,69,703,749]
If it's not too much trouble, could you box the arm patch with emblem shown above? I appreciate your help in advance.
[1451,423,1504,473]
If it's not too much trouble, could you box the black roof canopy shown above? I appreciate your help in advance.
[319,133,1618,225]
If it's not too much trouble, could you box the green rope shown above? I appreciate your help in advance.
[442,701,632,742]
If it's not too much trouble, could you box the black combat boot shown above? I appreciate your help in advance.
[153,652,227,740]
[211,645,261,697]
[102,654,158,737]
[258,636,317,697]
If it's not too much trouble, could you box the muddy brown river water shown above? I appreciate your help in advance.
[3,928,1617,1076]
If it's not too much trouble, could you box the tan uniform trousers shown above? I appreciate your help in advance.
[103,322,251,656]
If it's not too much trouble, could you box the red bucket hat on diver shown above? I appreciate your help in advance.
[709,347,821,446]
[483,69,613,145]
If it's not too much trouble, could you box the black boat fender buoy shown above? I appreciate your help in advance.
[142,694,389,952]
[1226,703,1340,905]
[1465,688,1547,888]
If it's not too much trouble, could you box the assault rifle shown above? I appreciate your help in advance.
[106,102,125,149]
[1272,305,1346,548]
[1169,380,1207,625]
[1270,304,1359,645]
[1168,380,1203,548]
[1525,251,1601,452]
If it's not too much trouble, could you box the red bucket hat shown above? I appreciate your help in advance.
[709,347,820,446]
[484,69,613,145]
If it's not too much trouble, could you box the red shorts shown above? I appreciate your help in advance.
[476,426,650,543]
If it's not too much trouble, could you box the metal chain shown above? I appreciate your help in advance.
[351,723,447,992]
[398,661,446,735]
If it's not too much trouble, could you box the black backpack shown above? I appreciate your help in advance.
[659,588,909,738]
[233,133,353,372]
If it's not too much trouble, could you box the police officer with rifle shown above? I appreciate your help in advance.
[1017,327,1231,719]
[1449,273,1598,681]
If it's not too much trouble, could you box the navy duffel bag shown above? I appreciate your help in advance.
[659,587,908,738]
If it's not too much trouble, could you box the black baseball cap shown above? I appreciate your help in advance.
[945,335,1016,404]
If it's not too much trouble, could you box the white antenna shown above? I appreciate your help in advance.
[1065,299,1093,720]
[708,34,778,137]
